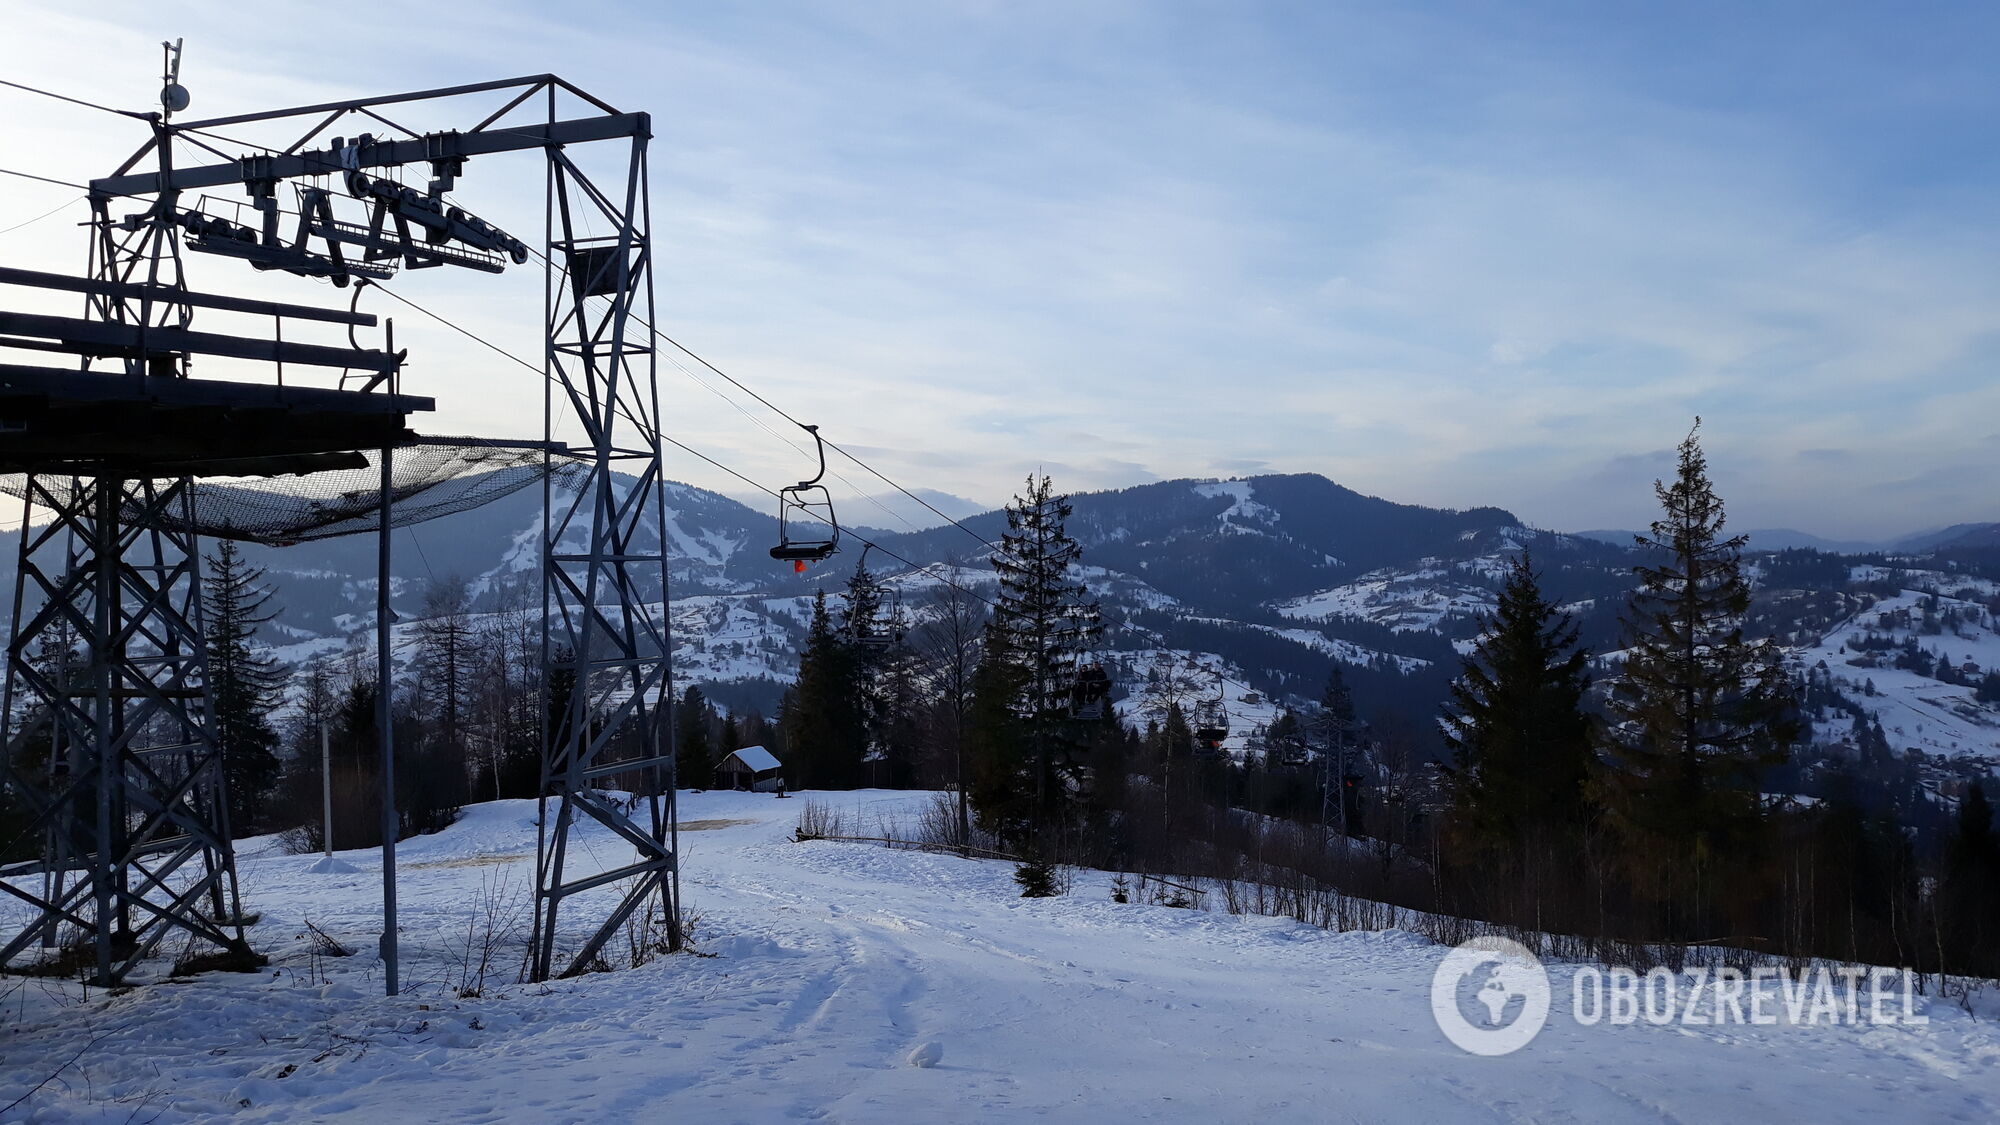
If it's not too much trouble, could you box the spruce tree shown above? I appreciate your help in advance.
[674,684,714,788]
[1941,782,2000,973]
[544,645,578,790]
[1440,553,1596,906]
[409,577,475,820]
[202,541,283,834]
[1314,667,1366,836]
[412,578,477,757]
[1262,709,1306,769]
[473,600,543,801]
[966,621,1032,838]
[982,474,1103,844]
[1598,421,1794,936]
[917,582,987,845]
[871,645,925,789]
[840,558,919,786]
[781,590,865,789]
[1155,700,1195,834]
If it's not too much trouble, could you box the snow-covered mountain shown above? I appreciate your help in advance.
[238,473,2000,772]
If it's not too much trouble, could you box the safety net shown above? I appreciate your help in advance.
[0,438,588,545]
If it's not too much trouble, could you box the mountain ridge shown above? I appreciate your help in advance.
[166,469,2000,781]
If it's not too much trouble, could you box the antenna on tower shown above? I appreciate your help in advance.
[159,38,189,116]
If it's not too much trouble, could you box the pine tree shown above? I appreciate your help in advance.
[674,684,714,788]
[871,645,925,789]
[1013,857,1059,898]
[1261,709,1307,769]
[1313,667,1366,837]
[275,660,339,841]
[1440,553,1596,908]
[203,541,283,834]
[1156,700,1195,833]
[1941,782,2000,973]
[544,645,577,792]
[839,558,919,787]
[980,474,1103,844]
[412,577,477,759]
[966,620,1032,839]
[473,598,542,800]
[781,590,865,789]
[406,577,474,828]
[1598,421,1795,937]
[916,583,986,846]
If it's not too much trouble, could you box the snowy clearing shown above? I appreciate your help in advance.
[3,790,1998,1123]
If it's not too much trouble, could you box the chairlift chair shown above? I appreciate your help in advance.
[1192,665,1230,745]
[849,544,905,650]
[871,585,907,648]
[1071,662,1112,721]
[1193,698,1229,746]
[770,423,839,570]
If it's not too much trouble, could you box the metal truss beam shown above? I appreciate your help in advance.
[0,266,378,326]
[94,113,649,199]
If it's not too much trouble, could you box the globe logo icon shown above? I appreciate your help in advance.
[1430,936,1552,1056]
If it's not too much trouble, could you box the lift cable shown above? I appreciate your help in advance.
[497,237,1000,553]
[657,348,922,536]
[651,329,1000,552]
[367,283,1004,613]
[0,76,310,160]
[2,81,996,554]
[0,193,85,237]
[0,77,147,120]
[0,167,96,193]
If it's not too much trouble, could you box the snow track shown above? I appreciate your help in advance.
[3,791,1998,1122]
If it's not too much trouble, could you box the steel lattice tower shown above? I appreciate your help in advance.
[531,130,680,980]
[0,476,254,983]
[49,75,681,984]
[0,140,253,983]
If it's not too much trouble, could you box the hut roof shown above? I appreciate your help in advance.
[724,746,781,773]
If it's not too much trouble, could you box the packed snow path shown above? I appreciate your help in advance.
[3,790,1998,1122]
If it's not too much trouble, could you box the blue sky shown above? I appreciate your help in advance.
[2,1,1996,538]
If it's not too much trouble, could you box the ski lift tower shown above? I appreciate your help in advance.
[0,45,432,984]
[14,70,679,983]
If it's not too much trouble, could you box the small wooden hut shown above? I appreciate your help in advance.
[715,746,784,792]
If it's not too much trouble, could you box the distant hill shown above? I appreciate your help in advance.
[1574,524,1999,555]
[1572,529,1644,548]
[18,469,1983,774]
[1894,522,2000,554]
[1740,528,1884,553]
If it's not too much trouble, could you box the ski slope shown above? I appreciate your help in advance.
[3,790,1998,1122]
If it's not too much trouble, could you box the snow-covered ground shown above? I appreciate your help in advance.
[5,790,1999,1122]
[1275,565,1496,634]
[1795,586,2000,765]
[1106,648,1284,756]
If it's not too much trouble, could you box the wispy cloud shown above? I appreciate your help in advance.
[1,2,1994,537]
